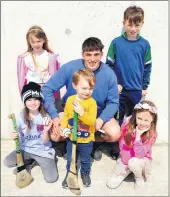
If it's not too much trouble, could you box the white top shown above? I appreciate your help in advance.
[25,50,51,84]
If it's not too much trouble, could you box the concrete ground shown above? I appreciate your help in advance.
[1,140,168,196]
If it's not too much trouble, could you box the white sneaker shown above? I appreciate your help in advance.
[106,171,131,189]
[134,177,145,192]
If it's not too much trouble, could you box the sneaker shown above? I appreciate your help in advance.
[81,172,91,187]
[62,173,68,188]
[109,149,119,160]
[134,177,145,192]
[91,148,102,161]
[106,171,131,189]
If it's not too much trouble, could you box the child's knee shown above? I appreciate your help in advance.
[45,174,59,183]
[128,157,140,171]
[3,157,14,168]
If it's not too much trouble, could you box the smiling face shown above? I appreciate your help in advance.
[136,111,153,131]
[29,34,45,53]
[25,98,41,112]
[73,76,94,100]
[82,50,103,72]
[123,19,143,40]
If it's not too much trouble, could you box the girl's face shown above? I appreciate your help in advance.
[29,34,45,52]
[136,111,153,131]
[73,76,94,100]
[25,98,41,112]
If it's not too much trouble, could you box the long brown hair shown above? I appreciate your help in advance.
[23,103,47,130]
[125,100,158,147]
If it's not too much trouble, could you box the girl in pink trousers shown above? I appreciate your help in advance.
[106,100,157,191]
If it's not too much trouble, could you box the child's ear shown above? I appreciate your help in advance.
[72,82,76,89]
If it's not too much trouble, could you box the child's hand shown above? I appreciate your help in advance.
[62,128,72,138]
[72,100,84,116]
[135,126,149,140]
[43,117,52,132]
[11,131,19,140]
[142,90,147,96]
[118,84,123,94]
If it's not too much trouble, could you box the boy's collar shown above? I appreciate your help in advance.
[122,32,140,40]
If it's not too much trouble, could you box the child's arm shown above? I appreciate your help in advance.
[61,100,70,128]
[75,100,97,126]
[143,45,152,92]
[17,55,28,95]
[48,53,60,75]
[133,135,157,158]
[60,99,71,137]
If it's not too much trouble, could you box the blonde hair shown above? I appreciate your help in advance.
[72,68,96,88]
[125,100,158,147]
[26,25,53,69]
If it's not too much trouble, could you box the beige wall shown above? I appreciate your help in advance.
[1,1,168,142]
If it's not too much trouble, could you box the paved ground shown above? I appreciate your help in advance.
[1,140,168,196]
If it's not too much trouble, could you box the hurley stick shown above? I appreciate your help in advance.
[67,112,81,196]
[8,113,34,188]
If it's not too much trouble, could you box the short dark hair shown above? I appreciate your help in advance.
[82,37,104,52]
[124,6,144,24]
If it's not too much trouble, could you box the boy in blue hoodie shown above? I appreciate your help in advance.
[106,5,152,126]
[42,37,121,161]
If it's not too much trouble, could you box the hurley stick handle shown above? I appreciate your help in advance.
[72,112,78,142]
[8,113,21,153]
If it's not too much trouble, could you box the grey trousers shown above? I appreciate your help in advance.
[3,150,59,183]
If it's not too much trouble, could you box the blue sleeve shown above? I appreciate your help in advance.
[99,72,119,123]
[42,65,69,119]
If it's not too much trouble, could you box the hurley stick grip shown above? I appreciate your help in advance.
[72,112,78,141]
[8,113,21,153]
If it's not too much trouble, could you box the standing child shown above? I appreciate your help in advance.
[61,69,97,188]
[3,82,58,183]
[17,25,64,144]
[17,25,60,92]
[106,6,152,126]
[106,100,157,191]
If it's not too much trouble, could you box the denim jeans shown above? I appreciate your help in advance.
[66,139,93,175]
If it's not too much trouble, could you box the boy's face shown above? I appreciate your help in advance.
[72,76,94,100]
[82,50,103,72]
[123,19,144,39]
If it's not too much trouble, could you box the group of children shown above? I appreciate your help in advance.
[4,5,157,192]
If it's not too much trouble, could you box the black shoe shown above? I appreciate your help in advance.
[13,160,38,175]
[109,149,119,160]
[91,148,102,161]
[81,172,91,187]
[62,173,68,188]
